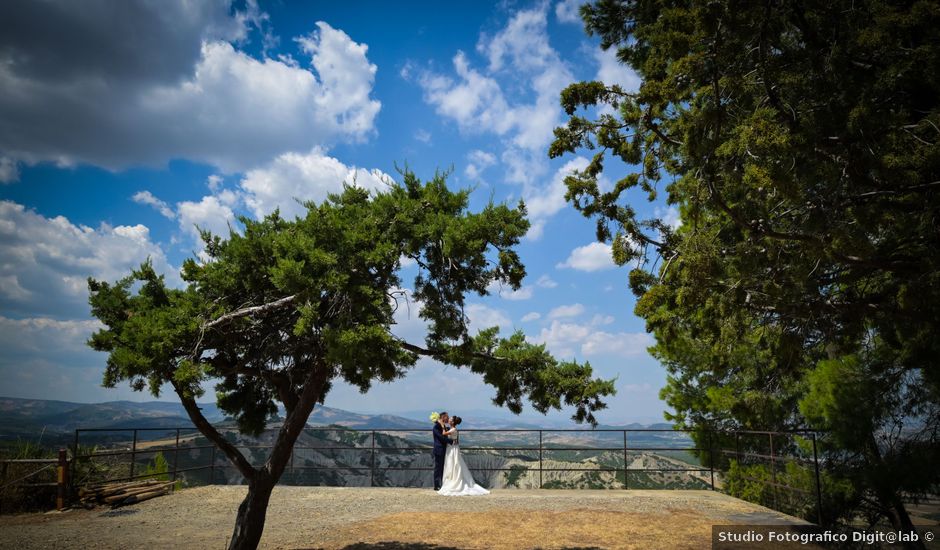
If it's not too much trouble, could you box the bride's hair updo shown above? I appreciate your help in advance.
[451,416,462,426]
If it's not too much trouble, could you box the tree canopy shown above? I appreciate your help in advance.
[551,0,939,533]
[87,170,615,549]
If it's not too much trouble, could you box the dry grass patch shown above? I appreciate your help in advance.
[315,508,721,549]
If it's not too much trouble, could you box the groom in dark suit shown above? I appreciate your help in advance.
[432,412,453,490]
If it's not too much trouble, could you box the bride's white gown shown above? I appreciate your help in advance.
[437,435,489,496]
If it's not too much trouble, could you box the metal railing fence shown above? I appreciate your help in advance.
[71,427,713,489]
[67,426,826,522]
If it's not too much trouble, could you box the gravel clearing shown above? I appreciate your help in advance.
[0,486,807,549]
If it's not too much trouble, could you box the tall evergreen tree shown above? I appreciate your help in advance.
[88,171,615,549]
[550,0,939,534]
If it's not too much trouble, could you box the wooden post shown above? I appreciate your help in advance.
[56,448,68,511]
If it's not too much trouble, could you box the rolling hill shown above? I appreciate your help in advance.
[0,396,426,442]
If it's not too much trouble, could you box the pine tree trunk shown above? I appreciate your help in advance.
[881,491,924,550]
[227,475,275,550]
[866,434,925,550]
[224,368,327,550]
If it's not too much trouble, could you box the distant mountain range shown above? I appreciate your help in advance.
[0,396,426,441]
[0,396,673,443]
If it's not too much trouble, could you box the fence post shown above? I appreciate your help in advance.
[210,446,217,485]
[538,430,543,489]
[370,430,376,488]
[622,430,628,490]
[708,431,715,491]
[0,461,6,514]
[812,432,823,525]
[129,429,138,480]
[56,448,68,511]
[769,433,777,511]
[71,429,80,491]
[172,428,180,483]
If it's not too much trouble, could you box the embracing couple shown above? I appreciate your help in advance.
[431,411,489,496]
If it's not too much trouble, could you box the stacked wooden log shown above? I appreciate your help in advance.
[79,479,175,508]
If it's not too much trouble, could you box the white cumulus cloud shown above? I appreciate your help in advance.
[0,157,19,183]
[132,190,176,219]
[548,303,585,319]
[239,148,393,220]
[487,281,534,301]
[590,314,615,326]
[655,205,682,230]
[533,320,653,359]
[0,315,174,402]
[414,129,432,144]
[465,303,511,334]
[581,331,654,356]
[557,242,616,272]
[555,0,586,24]
[524,156,588,239]
[536,275,558,288]
[0,200,178,319]
[465,149,497,180]
[177,195,237,241]
[594,47,641,92]
[415,5,577,236]
[0,2,380,175]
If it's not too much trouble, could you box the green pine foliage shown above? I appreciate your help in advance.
[88,170,614,431]
[86,169,616,549]
[141,452,170,482]
[551,0,939,532]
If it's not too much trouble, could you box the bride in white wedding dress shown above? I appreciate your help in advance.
[437,416,490,496]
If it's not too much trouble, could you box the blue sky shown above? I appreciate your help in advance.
[0,0,678,424]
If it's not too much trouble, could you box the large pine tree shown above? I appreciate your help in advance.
[550,0,939,535]
[88,170,615,549]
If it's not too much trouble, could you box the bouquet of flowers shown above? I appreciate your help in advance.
[429,412,440,423]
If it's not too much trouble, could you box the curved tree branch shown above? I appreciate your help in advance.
[204,294,298,330]
[171,380,256,480]
[397,339,506,363]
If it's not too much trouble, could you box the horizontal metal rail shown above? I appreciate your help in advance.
[721,449,815,464]
[75,427,699,433]
[735,474,812,495]
[0,449,70,511]
[720,429,826,524]
[72,426,714,497]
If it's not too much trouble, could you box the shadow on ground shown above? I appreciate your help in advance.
[302,544,604,550]
[97,509,139,518]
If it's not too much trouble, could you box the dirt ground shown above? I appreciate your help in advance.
[0,487,811,549]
